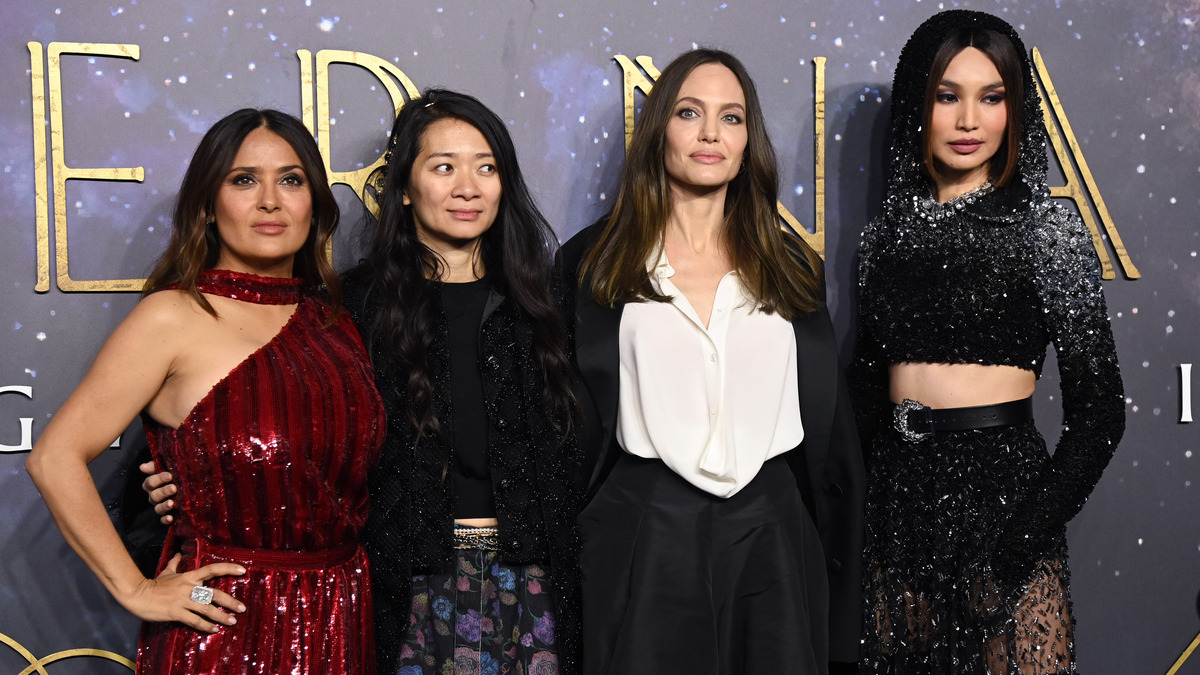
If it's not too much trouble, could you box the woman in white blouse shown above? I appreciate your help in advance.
[557,48,865,675]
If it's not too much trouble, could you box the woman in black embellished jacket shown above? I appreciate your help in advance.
[343,90,584,675]
[852,10,1124,674]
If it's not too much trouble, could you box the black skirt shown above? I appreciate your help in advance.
[860,421,1075,674]
[579,452,828,675]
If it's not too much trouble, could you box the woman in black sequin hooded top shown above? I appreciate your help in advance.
[851,10,1124,673]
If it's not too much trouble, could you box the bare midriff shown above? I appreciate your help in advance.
[455,517,500,528]
[889,362,1036,409]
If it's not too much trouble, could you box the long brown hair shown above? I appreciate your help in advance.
[579,48,823,319]
[143,108,341,315]
[921,28,1025,189]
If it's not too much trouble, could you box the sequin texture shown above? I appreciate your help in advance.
[851,10,1125,674]
[137,269,385,675]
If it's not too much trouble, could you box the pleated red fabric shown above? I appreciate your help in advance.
[136,269,384,675]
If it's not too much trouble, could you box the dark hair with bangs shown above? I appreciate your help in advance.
[144,108,341,314]
[580,48,823,319]
[921,28,1025,189]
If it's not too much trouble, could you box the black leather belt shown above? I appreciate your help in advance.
[893,396,1033,442]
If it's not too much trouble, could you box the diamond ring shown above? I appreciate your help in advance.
[190,585,214,605]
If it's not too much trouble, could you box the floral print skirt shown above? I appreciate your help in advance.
[397,546,559,675]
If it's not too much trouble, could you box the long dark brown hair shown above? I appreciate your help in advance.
[143,108,341,315]
[363,89,575,446]
[580,48,823,319]
[921,28,1025,189]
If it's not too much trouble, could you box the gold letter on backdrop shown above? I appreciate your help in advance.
[300,50,421,217]
[1033,48,1139,280]
[42,42,145,292]
[28,43,50,292]
[613,54,659,153]
[613,55,827,257]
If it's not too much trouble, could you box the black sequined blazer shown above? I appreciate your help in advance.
[342,263,585,675]
[556,222,866,664]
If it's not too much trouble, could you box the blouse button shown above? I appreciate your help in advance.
[709,353,717,362]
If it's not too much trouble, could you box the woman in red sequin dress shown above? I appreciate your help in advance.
[26,108,384,674]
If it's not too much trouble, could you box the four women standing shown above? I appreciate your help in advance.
[31,12,1125,674]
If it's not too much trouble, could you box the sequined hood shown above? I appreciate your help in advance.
[885,10,1049,218]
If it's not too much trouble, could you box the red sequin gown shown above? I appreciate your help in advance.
[136,270,384,675]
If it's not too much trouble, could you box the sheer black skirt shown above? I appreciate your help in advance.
[861,421,1075,675]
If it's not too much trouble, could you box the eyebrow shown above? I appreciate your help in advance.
[227,164,305,174]
[425,151,495,160]
[675,96,746,112]
[939,79,1006,90]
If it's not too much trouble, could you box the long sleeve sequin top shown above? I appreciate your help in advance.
[850,8,1125,581]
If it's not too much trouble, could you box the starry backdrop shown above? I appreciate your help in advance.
[0,1,1197,673]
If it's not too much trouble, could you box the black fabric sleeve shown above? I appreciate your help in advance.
[848,220,892,460]
[990,207,1126,583]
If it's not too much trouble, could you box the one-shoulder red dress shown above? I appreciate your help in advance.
[137,269,384,675]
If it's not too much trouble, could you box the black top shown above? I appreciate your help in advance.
[442,277,496,519]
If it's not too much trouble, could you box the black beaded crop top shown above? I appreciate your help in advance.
[855,180,1111,378]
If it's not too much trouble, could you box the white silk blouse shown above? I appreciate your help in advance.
[616,249,804,497]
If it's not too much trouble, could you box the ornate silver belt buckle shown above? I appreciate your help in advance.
[894,398,932,442]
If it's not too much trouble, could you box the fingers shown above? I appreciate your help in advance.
[170,561,247,632]
[180,600,238,633]
[194,562,247,613]
[128,560,251,633]
[209,588,247,615]
[143,470,177,525]
[143,472,176,501]
[138,460,159,476]
[153,497,175,516]
[194,562,247,582]
[141,469,171,492]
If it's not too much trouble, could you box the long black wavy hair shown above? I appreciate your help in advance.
[364,89,574,445]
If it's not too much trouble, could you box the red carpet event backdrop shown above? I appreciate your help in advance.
[1,1,1196,673]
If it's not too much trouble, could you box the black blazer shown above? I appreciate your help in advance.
[342,264,585,675]
[558,223,865,663]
